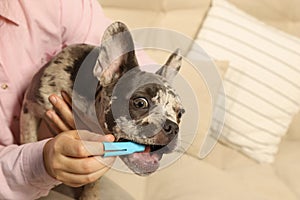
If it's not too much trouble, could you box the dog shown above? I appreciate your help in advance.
[20,21,184,198]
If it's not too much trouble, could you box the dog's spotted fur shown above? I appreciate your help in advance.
[20,22,184,199]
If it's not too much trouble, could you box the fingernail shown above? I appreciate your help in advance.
[106,134,115,142]
[61,91,66,97]
[46,110,52,119]
[49,96,57,104]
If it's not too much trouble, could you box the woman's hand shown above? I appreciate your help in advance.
[42,91,116,187]
[43,130,115,187]
[45,91,75,133]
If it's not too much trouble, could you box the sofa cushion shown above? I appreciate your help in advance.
[205,142,298,200]
[184,59,228,157]
[100,152,298,200]
[101,154,260,200]
[98,0,211,40]
[228,0,300,38]
[286,113,300,140]
[275,139,300,198]
[228,0,300,142]
[190,0,300,163]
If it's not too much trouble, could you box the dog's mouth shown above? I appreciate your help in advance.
[117,137,174,176]
[119,138,166,152]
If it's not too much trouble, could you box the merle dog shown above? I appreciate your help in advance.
[20,22,184,199]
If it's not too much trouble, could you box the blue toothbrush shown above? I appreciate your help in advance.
[102,142,146,157]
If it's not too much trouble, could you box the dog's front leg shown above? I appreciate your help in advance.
[79,179,102,200]
[20,101,41,144]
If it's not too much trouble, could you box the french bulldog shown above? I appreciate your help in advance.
[20,21,184,199]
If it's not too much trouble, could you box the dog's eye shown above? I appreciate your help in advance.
[133,98,149,109]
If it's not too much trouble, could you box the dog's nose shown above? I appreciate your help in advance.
[163,119,179,135]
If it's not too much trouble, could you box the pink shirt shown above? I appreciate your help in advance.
[0,0,111,199]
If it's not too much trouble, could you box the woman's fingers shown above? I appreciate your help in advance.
[56,155,115,175]
[61,91,72,107]
[78,130,115,142]
[47,93,76,130]
[55,164,113,187]
[46,110,70,132]
[43,130,116,184]
[59,132,114,157]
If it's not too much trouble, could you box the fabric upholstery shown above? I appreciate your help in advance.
[191,0,300,163]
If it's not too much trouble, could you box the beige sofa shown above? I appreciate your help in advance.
[42,0,300,199]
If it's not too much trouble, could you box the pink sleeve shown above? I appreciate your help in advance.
[0,139,61,199]
[0,1,109,199]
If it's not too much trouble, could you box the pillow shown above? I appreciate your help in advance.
[190,0,300,163]
[287,112,300,140]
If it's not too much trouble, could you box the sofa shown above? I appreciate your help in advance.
[41,0,300,199]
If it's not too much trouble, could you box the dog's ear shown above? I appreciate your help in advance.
[93,22,138,86]
[156,49,182,82]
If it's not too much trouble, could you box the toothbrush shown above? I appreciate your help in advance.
[102,142,145,157]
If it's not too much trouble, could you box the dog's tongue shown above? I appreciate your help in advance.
[143,145,151,153]
[132,145,160,163]
[126,145,161,171]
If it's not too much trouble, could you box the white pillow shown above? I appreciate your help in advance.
[190,0,300,163]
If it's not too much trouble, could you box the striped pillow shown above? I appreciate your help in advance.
[191,0,300,163]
